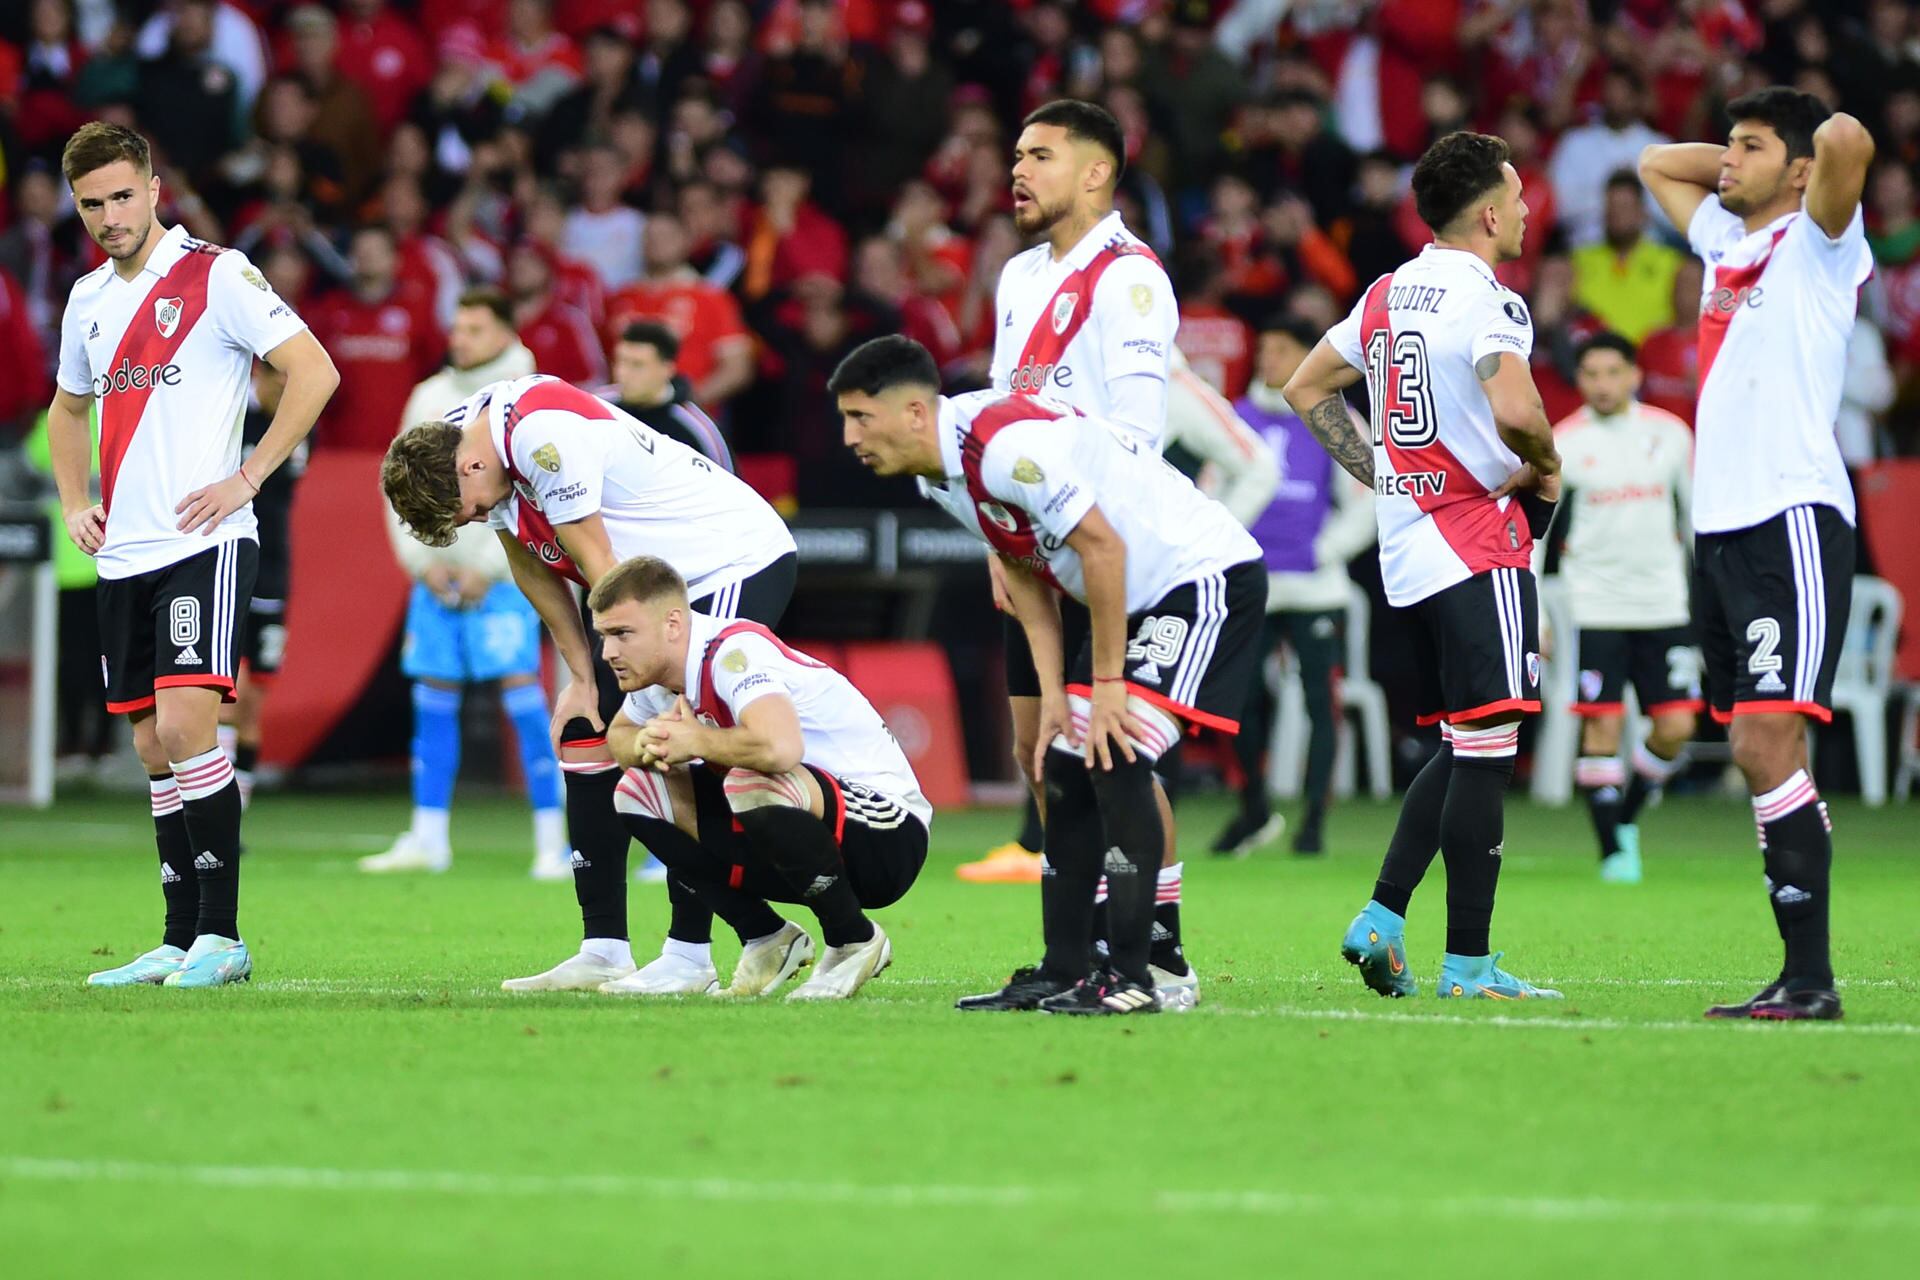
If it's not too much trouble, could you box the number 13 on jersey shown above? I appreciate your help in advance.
[1364,329,1437,449]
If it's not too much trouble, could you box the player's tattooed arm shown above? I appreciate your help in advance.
[1301,394,1374,488]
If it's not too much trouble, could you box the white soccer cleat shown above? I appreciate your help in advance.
[529,850,573,882]
[715,921,814,997]
[163,935,252,987]
[358,833,450,874]
[1150,964,1201,1012]
[501,948,636,992]
[786,926,892,1001]
[599,950,720,995]
[86,944,187,987]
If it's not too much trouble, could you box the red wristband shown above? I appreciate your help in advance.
[239,463,260,494]
[1092,675,1126,685]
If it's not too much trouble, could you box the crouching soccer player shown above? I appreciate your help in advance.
[593,557,931,1000]
[833,335,1265,1015]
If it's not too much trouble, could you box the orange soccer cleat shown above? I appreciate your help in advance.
[956,842,1044,883]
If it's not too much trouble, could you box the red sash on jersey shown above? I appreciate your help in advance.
[1361,273,1534,573]
[958,396,1067,590]
[98,243,223,514]
[1696,220,1791,393]
[1007,237,1161,395]
[497,377,613,586]
[694,620,828,731]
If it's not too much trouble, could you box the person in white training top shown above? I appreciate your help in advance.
[1285,129,1565,1002]
[1641,88,1874,1021]
[1165,346,1280,526]
[595,556,931,1002]
[834,335,1266,1016]
[51,123,338,990]
[1547,331,1701,885]
[382,374,799,996]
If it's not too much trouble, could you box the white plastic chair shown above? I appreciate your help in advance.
[1830,575,1903,807]
[1895,684,1920,802]
[1264,584,1392,801]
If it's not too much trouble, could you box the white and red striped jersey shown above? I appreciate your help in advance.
[919,389,1259,611]
[454,375,793,595]
[989,211,1177,448]
[56,224,308,579]
[622,612,931,828]
[1325,245,1539,607]
[1686,196,1869,533]
[1552,401,1694,629]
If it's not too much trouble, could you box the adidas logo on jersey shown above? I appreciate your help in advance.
[160,861,181,884]
[193,851,223,872]
[1755,671,1787,694]
[88,321,100,339]
[175,644,201,665]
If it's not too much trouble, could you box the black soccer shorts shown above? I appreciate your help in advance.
[1572,625,1703,719]
[1694,503,1853,725]
[98,539,257,714]
[1060,559,1268,735]
[1406,565,1542,726]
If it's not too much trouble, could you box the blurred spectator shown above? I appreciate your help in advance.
[0,165,86,362]
[563,142,646,289]
[700,0,757,106]
[1637,256,1703,425]
[241,75,352,224]
[1201,173,1285,298]
[134,0,243,187]
[1492,104,1557,296]
[742,163,848,300]
[308,224,446,451]
[950,212,1021,382]
[1142,0,1248,188]
[257,240,322,312]
[412,23,506,185]
[1569,170,1683,343]
[538,23,640,160]
[1256,89,1357,224]
[605,320,734,466]
[338,0,434,135]
[606,211,754,407]
[71,16,140,110]
[1868,161,1920,353]
[1838,314,1896,465]
[850,234,963,369]
[748,0,859,199]
[506,240,606,386]
[381,173,465,326]
[0,267,49,443]
[1176,250,1254,399]
[677,178,746,289]
[521,182,606,326]
[1527,252,1600,423]
[1267,191,1357,301]
[634,0,700,123]
[1548,66,1669,247]
[886,179,969,314]
[284,5,384,208]
[15,0,93,153]
[762,279,898,508]
[136,0,266,115]
[859,2,953,204]
[494,0,583,119]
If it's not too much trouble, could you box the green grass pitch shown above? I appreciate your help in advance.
[3,787,1917,1276]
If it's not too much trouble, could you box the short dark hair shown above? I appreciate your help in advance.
[1575,331,1638,368]
[619,320,679,362]
[587,555,688,615]
[1604,168,1642,195]
[62,121,152,186]
[456,286,514,329]
[1726,86,1832,162]
[827,335,941,398]
[1022,99,1126,186]
[1259,314,1322,351]
[1411,130,1512,233]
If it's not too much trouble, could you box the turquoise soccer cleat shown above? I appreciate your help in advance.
[1340,901,1416,997]
[162,935,252,988]
[86,944,187,987]
[1601,826,1643,883]
[1436,951,1562,1000]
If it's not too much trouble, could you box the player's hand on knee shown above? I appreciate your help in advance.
[1087,680,1144,772]
[1034,687,1077,779]
[550,681,605,751]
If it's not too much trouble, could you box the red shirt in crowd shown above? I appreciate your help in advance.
[517,296,608,387]
[306,286,445,452]
[337,6,433,134]
[1176,304,1253,399]
[1637,322,1698,426]
[0,268,48,432]
[604,275,751,390]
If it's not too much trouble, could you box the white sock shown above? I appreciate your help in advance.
[663,938,712,967]
[532,808,566,859]
[581,937,634,967]
[1157,861,1183,905]
[411,807,451,851]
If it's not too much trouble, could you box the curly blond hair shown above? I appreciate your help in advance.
[382,422,465,547]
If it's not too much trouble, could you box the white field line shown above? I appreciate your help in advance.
[2,1155,1916,1230]
[12,976,1920,1036]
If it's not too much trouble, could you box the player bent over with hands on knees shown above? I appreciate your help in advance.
[593,557,931,1000]
[834,335,1266,1015]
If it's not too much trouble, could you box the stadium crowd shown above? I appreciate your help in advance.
[5,0,1915,780]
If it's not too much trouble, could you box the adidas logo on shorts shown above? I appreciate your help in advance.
[175,644,201,665]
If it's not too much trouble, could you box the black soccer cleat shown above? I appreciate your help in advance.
[1210,807,1281,858]
[955,965,1078,1012]
[1747,986,1844,1022]
[1038,971,1159,1016]
[1703,981,1784,1019]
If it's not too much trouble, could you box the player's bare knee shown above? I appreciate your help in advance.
[1649,711,1696,752]
[1581,714,1624,756]
[1729,715,1801,790]
[722,766,814,815]
[152,708,214,764]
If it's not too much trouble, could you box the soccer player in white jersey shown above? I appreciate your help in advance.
[591,557,931,1001]
[49,123,338,989]
[1550,332,1701,885]
[382,374,798,994]
[1285,131,1565,1001]
[833,336,1266,1015]
[1641,89,1874,1021]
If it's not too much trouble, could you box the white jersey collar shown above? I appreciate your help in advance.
[1056,210,1127,270]
[1416,242,1500,285]
[99,222,191,288]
